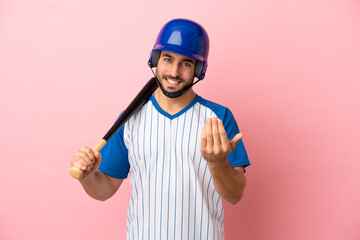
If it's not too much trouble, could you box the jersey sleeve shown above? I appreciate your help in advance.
[98,124,130,179]
[222,108,250,169]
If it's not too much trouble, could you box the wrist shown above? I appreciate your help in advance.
[207,158,228,165]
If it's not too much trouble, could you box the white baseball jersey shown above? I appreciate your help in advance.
[99,95,250,240]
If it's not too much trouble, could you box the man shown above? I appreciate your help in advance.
[71,19,250,240]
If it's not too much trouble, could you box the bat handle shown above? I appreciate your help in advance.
[69,139,107,179]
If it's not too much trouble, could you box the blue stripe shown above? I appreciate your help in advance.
[133,174,139,239]
[193,105,201,240]
[166,119,172,239]
[180,113,187,239]
[141,103,147,239]
[159,116,166,239]
[154,111,159,240]
[148,105,153,239]
[187,107,195,240]
[137,110,145,239]
[173,118,179,239]
[131,113,140,239]
[206,176,212,240]
[213,195,221,240]
[129,193,135,237]
[143,106,147,171]
[220,206,224,231]
[199,163,208,239]
[132,221,134,240]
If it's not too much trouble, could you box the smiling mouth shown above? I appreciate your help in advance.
[165,76,182,85]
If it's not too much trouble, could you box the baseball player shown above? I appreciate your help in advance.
[71,18,250,240]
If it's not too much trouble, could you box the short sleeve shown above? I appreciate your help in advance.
[98,125,130,179]
[222,108,250,169]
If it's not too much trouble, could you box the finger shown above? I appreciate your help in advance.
[78,154,95,172]
[94,151,102,160]
[200,125,207,153]
[76,150,94,167]
[229,132,244,151]
[212,117,221,149]
[71,157,86,171]
[217,119,229,148]
[206,118,214,149]
[72,155,90,171]
[80,146,96,163]
[86,164,94,172]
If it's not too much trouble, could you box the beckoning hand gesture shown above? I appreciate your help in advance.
[200,117,243,163]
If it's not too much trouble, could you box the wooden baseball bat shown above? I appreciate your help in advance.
[69,77,158,179]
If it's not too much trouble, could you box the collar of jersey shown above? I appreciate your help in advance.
[150,94,201,120]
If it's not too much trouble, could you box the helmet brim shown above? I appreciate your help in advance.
[154,44,205,62]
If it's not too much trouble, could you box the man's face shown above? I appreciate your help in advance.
[156,51,196,94]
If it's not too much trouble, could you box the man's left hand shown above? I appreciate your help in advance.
[200,117,243,163]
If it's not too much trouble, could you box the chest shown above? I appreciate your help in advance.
[123,103,215,177]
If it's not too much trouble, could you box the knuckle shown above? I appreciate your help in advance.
[222,145,229,152]
[72,161,84,170]
[220,131,227,136]
[74,150,82,156]
[94,152,102,159]
[79,146,87,151]
[80,146,91,153]
[72,155,82,163]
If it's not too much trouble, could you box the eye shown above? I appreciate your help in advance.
[183,62,192,67]
[163,58,172,63]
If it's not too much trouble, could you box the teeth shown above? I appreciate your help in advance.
[167,79,179,84]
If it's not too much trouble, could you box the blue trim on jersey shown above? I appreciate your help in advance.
[150,94,200,120]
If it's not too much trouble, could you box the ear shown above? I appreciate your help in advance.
[149,50,161,67]
[195,61,206,79]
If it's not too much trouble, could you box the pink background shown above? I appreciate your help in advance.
[1,0,359,239]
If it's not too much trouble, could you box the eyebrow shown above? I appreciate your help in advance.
[162,53,195,64]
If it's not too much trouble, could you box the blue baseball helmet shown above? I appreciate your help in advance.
[148,19,210,80]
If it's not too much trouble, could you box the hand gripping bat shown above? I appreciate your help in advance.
[69,77,158,179]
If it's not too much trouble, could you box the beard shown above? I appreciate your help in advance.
[157,72,194,91]
[155,71,195,98]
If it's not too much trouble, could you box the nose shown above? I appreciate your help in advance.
[170,63,181,78]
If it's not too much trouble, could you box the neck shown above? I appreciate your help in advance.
[154,88,196,115]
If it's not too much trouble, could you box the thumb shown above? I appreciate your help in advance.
[93,151,102,167]
[94,151,102,159]
[229,132,244,151]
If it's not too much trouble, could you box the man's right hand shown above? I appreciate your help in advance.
[70,147,102,180]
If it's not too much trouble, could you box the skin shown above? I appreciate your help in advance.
[71,50,246,204]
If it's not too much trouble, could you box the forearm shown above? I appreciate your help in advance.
[79,170,119,201]
[207,159,246,205]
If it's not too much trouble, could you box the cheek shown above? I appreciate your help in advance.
[184,68,195,78]
[156,64,167,76]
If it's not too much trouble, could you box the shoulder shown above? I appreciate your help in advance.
[196,95,234,120]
